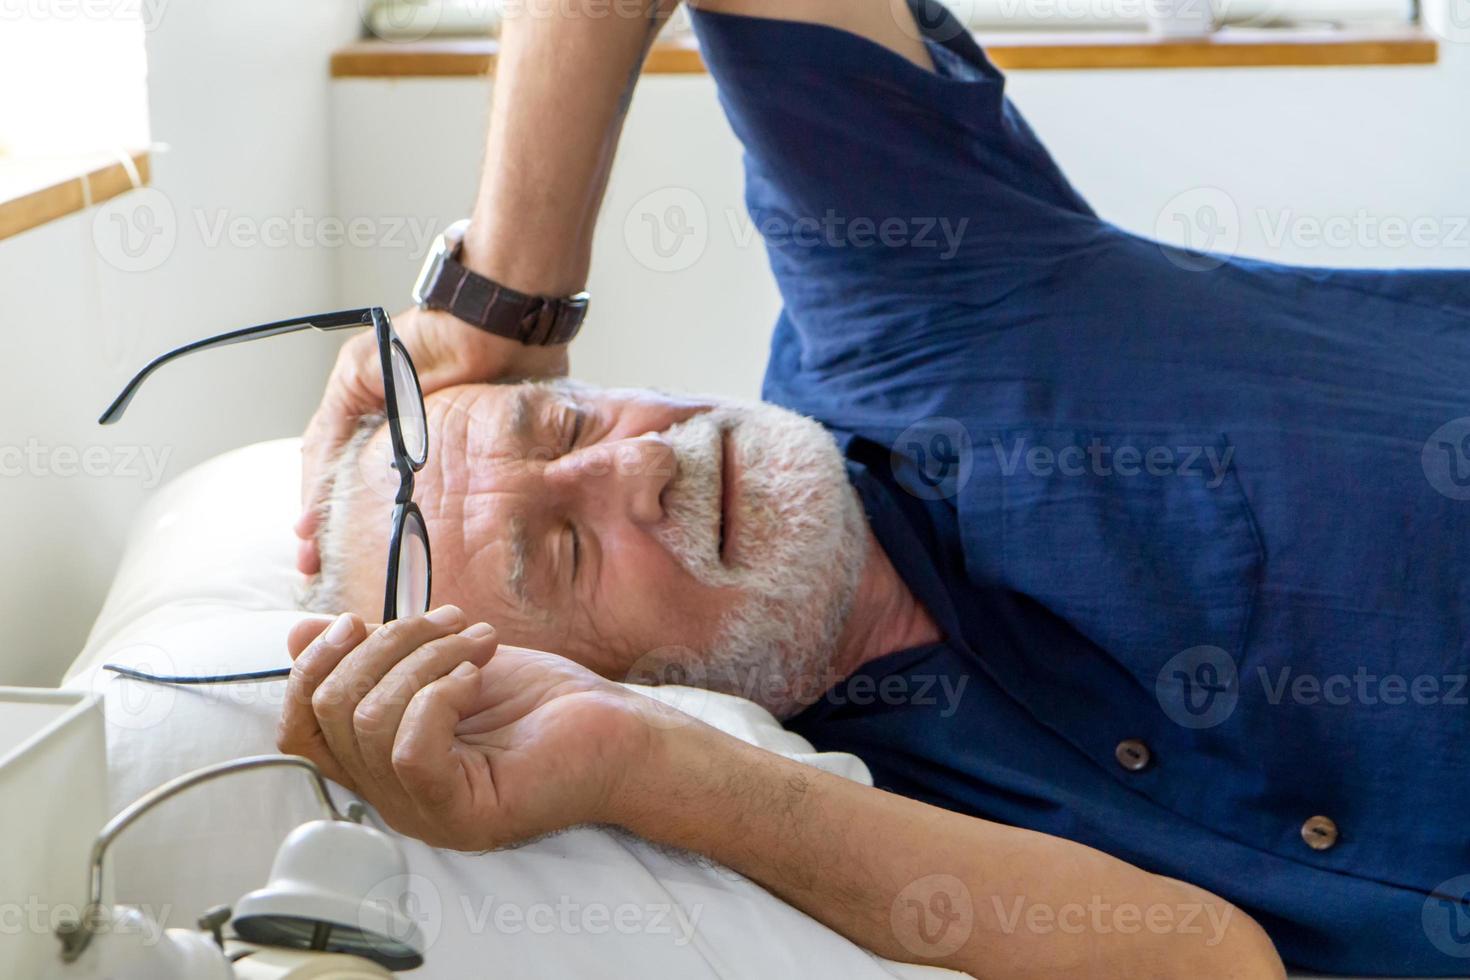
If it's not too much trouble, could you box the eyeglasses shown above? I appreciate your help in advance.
[99,306,432,624]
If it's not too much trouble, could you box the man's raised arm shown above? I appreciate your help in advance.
[295,0,679,573]
[468,0,677,299]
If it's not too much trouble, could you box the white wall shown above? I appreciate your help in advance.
[1007,52,1470,270]
[0,0,359,686]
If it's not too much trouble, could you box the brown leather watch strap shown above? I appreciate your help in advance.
[421,253,589,346]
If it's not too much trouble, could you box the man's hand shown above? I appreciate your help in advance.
[276,605,658,850]
[294,307,568,574]
[277,606,1284,978]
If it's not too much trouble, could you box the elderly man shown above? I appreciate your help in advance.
[285,0,1470,975]
[287,380,1286,980]
[306,382,929,717]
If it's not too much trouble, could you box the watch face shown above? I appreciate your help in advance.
[411,236,449,306]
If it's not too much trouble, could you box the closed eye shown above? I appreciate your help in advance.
[555,523,581,592]
[564,405,586,455]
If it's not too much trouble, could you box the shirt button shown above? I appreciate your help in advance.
[1301,815,1339,851]
[1115,739,1152,772]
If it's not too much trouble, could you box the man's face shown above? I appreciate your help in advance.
[318,381,867,716]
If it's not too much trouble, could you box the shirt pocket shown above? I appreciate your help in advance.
[961,429,1265,678]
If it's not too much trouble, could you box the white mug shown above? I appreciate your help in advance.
[1146,0,1217,36]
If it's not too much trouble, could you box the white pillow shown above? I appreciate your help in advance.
[62,439,956,980]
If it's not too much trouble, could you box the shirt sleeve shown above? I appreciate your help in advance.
[688,0,1103,369]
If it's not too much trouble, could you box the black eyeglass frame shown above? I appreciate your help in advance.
[98,306,432,623]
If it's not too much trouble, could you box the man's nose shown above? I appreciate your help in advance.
[559,435,677,526]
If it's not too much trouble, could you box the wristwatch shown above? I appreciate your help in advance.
[412,219,590,346]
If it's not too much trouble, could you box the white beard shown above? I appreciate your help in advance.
[648,399,867,718]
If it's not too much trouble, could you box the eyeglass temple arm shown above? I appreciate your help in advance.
[97,307,379,425]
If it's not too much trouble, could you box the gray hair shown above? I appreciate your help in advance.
[298,413,385,614]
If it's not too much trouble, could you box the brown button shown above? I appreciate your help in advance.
[1115,739,1151,772]
[1301,815,1339,851]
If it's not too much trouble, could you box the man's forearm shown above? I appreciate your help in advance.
[463,0,679,295]
[615,720,1285,980]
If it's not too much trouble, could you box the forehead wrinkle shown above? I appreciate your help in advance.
[418,392,529,616]
[448,484,538,622]
[455,385,546,469]
[422,385,578,622]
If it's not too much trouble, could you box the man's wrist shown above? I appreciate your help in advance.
[399,304,568,378]
[460,217,590,299]
[604,708,722,840]
[413,219,587,353]
[465,326,569,378]
[604,707,800,861]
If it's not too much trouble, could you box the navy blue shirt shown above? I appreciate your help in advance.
[689,2,1470,974]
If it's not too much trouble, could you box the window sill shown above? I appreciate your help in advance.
[330,27,1436,78]
[0,150,151,243]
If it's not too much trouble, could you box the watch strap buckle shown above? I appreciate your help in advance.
[519,297,557,346]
